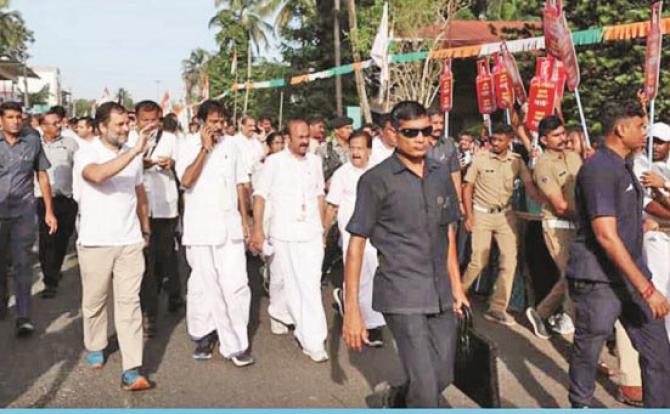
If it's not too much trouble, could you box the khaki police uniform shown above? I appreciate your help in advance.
[462,150,531,313]
[533,149,582,319]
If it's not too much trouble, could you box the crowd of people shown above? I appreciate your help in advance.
[0,93,670,407]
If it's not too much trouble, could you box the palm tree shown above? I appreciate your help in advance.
[211,0,274,114]
[182,48,211,104]
[0,0,33,58]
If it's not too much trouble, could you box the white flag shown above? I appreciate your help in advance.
[98,85,112,105]
[370,2,390,99]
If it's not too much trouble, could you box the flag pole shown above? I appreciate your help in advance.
[444,111,450,139]
[648,99,656,162]
[278,90,285,129]
[574,88,590,148]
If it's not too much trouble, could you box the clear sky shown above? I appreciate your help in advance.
[13,0,220,102]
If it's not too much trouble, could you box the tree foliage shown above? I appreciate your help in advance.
[0,0,33,58]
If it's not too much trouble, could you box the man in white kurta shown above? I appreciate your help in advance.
[370,115,397,167]
[175,101,254,367]
[251,119,329,363]
[324,132,386,345]
[231,115,265,183]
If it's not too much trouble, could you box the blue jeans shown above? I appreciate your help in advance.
[0,207,36,319]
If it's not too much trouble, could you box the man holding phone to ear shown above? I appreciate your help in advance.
[343,101,468,408]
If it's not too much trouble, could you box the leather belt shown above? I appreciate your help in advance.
[473,203,511,214]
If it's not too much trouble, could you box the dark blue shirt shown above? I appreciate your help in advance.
[566,146,649,285]
[346,153,461,314]
[0,129,51,218]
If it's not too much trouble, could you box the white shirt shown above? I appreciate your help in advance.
[254,149,325,242]
[175,133,248,246]
[633,154,670,223]
[370,137,394,166]
[231,132,265,182]
[143,131,179,218]
[74,139,144,246]
[326,161,369,234]
[61,127,79,141]
[72,136,98,203]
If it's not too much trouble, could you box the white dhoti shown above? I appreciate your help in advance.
[643,230,670,341]
[269,236,328,353]
[185,240,251,358]
[342,232,385,329]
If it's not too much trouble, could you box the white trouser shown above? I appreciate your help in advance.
[185,241,251,358]
[643,230,670,341]
[269,236,328,353]
[342,232,386,329]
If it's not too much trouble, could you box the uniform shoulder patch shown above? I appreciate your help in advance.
[541,176,550,184]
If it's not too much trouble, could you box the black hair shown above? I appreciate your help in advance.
[95,101,127,127]
[0,101,23,116]
[162,115,179,133]
[78,116,95,129]
[41,110,60,123]
[538,115,564,139]
[602,102,646,136]
[307,116,326,126]
[135,100,161,115]
[196,100,226,122]
[350,129,373,149]
[390,101,427,129]
[49,105,67,119]
[427,107,443,117]
[265,131,282,147]
[491,123,515,136]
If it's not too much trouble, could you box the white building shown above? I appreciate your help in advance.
[0,65,63,107]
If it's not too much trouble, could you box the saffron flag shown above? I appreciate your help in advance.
[439,58,454,113]
[645,1,664,100]
[543,0,580,91]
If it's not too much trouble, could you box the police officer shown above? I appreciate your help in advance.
[0,102,57,335]
[461,123,540,326]
[567,103,670,408]
[343,101,467,408]
[525,115,581,339]
[36,110,79,299]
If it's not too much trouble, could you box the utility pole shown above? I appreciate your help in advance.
[334,0,343,116]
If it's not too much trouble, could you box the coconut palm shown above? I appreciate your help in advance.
[182,48,211,104]
[211,0,274,113]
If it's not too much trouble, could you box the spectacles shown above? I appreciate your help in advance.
[398,126,433,138]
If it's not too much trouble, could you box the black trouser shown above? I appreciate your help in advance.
[36,196,77,289]
[0,207,35,318]
[140,217,180,318]
[383,310,458,408]
[569,280,670,408]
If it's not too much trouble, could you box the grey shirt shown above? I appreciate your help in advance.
[427,136,460,173]
[35,135,79,198]
[0,129,51,218]
[346,153,461,314]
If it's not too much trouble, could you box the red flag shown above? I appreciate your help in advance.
[476,58,496,115]
[492,53,514,110]
[439,58,454,113]
[525,57,558,133]
[500,41,527,105]
[645,1,664,100]
[543,0,580,91]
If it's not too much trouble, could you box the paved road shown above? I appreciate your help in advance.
[0,251,626,408]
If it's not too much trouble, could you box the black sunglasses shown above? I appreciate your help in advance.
[398,126,433,138]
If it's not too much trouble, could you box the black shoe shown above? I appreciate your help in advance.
[16,317,35,337]
[168,297,185,313]
[332,288,344,318]
[41,286,57,299]
[367,327,384,348]
[143,315,156,338]
[192,331,217,360]
[231,350,255,367]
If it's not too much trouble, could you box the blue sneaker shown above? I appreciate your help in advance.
[121,368,152,391]
[86,351,104,369]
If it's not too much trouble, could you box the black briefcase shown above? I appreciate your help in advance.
[453,306,501,408]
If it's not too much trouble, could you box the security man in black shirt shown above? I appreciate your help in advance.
[567,102,670,408]
[342,101,468,408]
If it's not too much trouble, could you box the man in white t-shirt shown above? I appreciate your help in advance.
[176,100,254,367]
[370,114,397,166]
[251,119,329,363]
[73,101,154,391]
[231,115,265,184]
[75,116,97,146]
[324,130,386,347]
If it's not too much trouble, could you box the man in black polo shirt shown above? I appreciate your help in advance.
[567,103,670,408]
[343,101,468,408]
